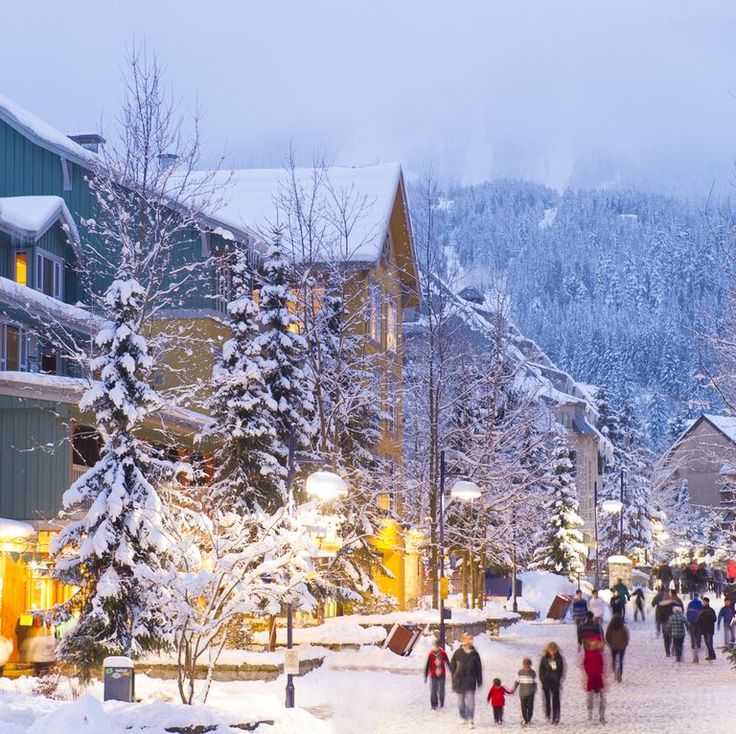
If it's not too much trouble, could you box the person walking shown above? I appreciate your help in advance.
[631,586,646,621]
[605,613,629,682]
[686,593,703,661]
[589,589,606,625]
[652,586,666,637]
[658,590,684,657]
[696,597,717,661]
[717,597,735,646]
[713,565,724,599]
[538,641,564,725]
[665,606,690,662]
[513,657,537,727]
[571,590,589,650]
[487,678,514,725]
[450,632,483,728]
[659,563,673,591]
[583,629,606,724]
[610,590,626,618]
[672,564,682,593]
[424,638,450,710]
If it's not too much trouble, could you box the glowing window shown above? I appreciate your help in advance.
[15,253,27,286]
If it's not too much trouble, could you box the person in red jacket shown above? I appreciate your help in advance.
[424,638,450,710]
[583,631,606,724]
[487,677,515,725]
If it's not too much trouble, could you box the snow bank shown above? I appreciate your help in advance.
[0,518,34,539]
[517,571,576,616]
[253,619,387,646]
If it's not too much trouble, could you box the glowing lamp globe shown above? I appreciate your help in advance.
[601,499,623,514]
[306,470,348,502]
[450,479,481,501]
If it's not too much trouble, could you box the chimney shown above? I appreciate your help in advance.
[158,153,179,171]
[68,133,106,153]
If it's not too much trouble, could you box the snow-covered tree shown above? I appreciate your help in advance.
[533,438,587,580]
[50,49,223,677]
[256,229,314,460]
[206,247,284,511]
[50,271,179,677]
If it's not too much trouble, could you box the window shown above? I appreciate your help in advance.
[15,252,28,286]
[35,251,63,299]
[385,298,398,352]
[0,322,30,371]
[214,263,232,314]
[384,372,400,436]
[369,283,382,343]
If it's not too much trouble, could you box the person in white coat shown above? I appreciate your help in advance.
[589,590,607,625]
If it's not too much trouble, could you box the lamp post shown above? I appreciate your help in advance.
[438,449,481,648]
[284,426,347,709]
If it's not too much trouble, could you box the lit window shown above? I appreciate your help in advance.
[386,299,398,352]
[35,251,63,299]
[0,322,30,372]
[369,284,382,343]
[15,253,27,286]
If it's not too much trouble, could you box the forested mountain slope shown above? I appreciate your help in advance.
[433,180,725,447]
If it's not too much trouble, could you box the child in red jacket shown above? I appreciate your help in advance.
[487,677,515,724]
[424,638,450,710]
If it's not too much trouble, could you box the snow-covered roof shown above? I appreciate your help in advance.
[192,163,404,263]
[0,275,104,335]
[0,196,80,245]
[0,93,92,166]
[701,414,736,444]
[0,517,35,539]
[0,372,211,433]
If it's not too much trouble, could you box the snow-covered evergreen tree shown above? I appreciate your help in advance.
[256,229,314,461]
[51,278,177,677]
[207,248,284,511]
[533,438,587,580]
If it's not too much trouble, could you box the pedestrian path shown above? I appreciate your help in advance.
[295,608,735,732]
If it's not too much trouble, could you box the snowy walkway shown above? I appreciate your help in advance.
[1,607,734,733]
[288,610,734,733]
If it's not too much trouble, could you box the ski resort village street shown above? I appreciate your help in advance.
[3,3,736,732]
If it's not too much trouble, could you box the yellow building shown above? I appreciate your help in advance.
[183,163,423,609]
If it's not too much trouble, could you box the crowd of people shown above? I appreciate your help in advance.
[422,571,734,728]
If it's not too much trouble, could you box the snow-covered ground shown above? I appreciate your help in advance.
[0,597,733,733]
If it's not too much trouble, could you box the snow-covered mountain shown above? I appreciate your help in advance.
[428,179,725,447]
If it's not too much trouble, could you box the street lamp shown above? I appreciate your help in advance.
[593,470,626,590]
[438,450,481,648]
[285,428,347,709]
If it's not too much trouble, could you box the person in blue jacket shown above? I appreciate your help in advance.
[571,590,589,650]
[686,592,703,659]
[717,597,735,646]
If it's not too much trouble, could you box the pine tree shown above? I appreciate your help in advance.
[533,438,587,580]
[51,278,177,677]
[256,229,314,461]
[207,248,284,511]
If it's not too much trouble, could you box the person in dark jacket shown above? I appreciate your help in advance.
[571,590,588,649]
[686,593,703,658]
[659,563,673,590]
[605,613,629,682]
[652,586,666,637]
[657,590,684,657]
[424,638,450,709]
[580,611,603,642]
[450,632,483,727]
[717,597,735,646]
[696,597,717,661]
[631,587,645,621]
[609,591,626,618]
[538,641,564,724]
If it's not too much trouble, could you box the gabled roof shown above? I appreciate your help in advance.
[673,413,736,449]
[0,196,80,245]
[0,93,92,166]
[193,163,405,264]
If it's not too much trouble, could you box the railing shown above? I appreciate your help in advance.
[71,464,88,483]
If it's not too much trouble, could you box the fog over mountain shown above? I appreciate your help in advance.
[2,1,736,198]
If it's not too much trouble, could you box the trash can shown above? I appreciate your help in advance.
[103,656,134,702]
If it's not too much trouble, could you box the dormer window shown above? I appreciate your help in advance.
[35,250,63,299]
[14,252,28,287]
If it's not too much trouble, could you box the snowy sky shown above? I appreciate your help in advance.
[3,0,736,198]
